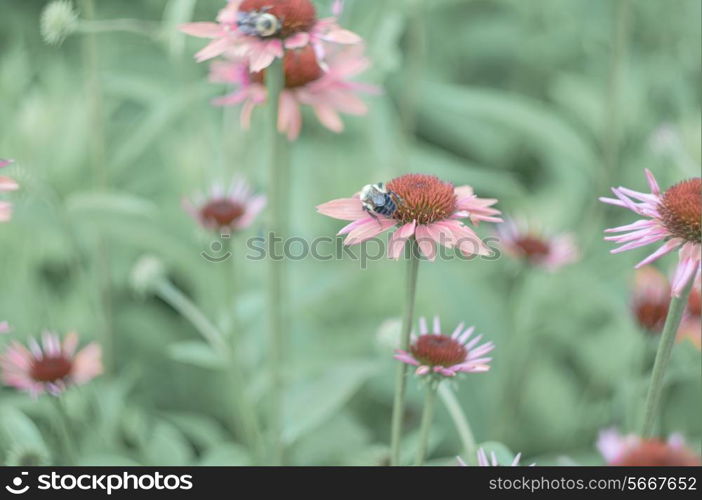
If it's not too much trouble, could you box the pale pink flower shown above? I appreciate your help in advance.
[1,332,103,397]
[496,218,578,271]
[631,267,701,348]
[597,428,701,466]
[600,170,701,296]
[458,448,534,466]
[183,177,266,234]
[210,45,377,140]
[317,174,502,260]
[0,321,10,334]
[0,159,18,222]
[394,316,494,378]
[180,0,360,72]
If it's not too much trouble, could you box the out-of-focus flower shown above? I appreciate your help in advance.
[631,267,701,348]
[0,322,10,335]
[0,159,19,222]
[1,332,103,397]
[210,45,377,140]
[600,170,701,297]
[393,316,494,378]
[183,177,266,234]
[317,174,502,260]
[597,428,701,466]
[40,0,79,46]
[180,0,360,72]
[496,218,578,271]
[458,448,534,466]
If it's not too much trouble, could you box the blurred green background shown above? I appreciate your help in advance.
[0,0,700,466]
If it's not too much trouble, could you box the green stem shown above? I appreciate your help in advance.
[640,277,695,437]
[77,19,161,37]
[265,58,289,465]
[80,0,113,375]
[51,398,76,465]
[153,278,264,461]
[390,239,421,466]
[415,382,437,466]
[438,383,477,463]
[400,0,426,141]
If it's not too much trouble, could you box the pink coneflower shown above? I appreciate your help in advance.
[210,44,376,140]
[180,0,360,72]
[597,428,701,466]
[0,159,18,222]
[631,267,701,348]
[496,218,578,271]
[317,174,502,260]
[600,170,701,297]
[1,332,102,397]
[393,316,494,377]
[183,177,266,234]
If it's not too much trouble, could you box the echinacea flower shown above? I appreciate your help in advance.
[0,159,19,222]
[183,177,266,234]
[180,0,360,72]
[210,45,377,140]
[393,316,494,377]
[496,218,578,271]
[1,332,102,396]
[600,170,701,297]
[458,448,534,466]
[597,428,701,466]
[631,267,701,348]
[317,174,502,260]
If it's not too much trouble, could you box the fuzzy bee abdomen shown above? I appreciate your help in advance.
[374,197,397,216]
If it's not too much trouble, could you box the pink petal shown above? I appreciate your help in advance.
[316,197,366,221]
[388,221,417,260]
[179,22,225,38]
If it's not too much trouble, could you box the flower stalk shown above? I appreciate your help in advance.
[438,383,477,463]
[415,380,437,466]
[151,275,264,462]
[265,58,289,465]
[640,276,695,437]
[390,238,420,465]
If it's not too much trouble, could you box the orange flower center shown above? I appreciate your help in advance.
[612,440,702,466]
[386,174,457,225]
[200,199,245,227]
[410,335,467,367]
[513,235,551,261]
[239,0,317,38]
[658,178,701,243]
[30,356,73,383]
[250,46,323,88]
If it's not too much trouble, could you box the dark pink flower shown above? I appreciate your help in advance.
[317,174,502,260]
[1,332,102,397]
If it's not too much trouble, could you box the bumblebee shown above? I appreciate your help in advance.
[236,10,281,38]
[360,183,402,219]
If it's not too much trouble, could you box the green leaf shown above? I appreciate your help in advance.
[167,340,226,370]
[283,360,380,445]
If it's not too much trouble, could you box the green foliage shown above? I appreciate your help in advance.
[0,0,699,465]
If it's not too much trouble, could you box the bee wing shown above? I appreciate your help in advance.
[371,193,386,206]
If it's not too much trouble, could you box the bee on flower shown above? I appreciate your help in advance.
[180,0,361,72]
